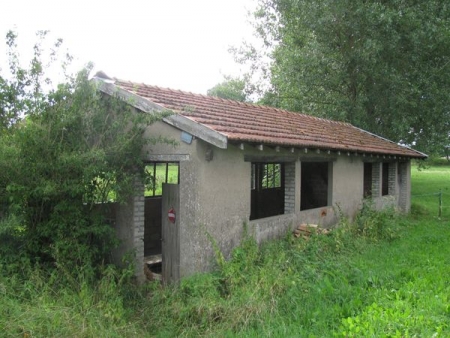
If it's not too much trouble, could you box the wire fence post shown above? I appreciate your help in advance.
[439,189,442,218]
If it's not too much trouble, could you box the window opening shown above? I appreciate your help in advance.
[145,162,179,197]
[250,162,285,220]
[382,162,389,196]
[251,164,256,190]
[363,163,372,198]
[301,162,330,211]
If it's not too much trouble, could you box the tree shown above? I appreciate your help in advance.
[0,31,163,268]
[237,0,450,154]
[207,75,249,102]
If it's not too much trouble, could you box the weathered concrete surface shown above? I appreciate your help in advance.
[111,119,412,281]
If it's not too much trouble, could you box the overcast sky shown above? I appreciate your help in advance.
[0,0,256,94]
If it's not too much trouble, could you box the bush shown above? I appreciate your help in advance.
[354,200,401,242]
[0,31,165,270]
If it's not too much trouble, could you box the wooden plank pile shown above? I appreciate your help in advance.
[293,224,330,239]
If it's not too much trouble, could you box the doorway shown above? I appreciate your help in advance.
[144,162,179,281]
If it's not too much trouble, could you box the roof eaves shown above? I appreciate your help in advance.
[353,126,428,159]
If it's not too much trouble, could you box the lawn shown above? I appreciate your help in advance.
[411,162,450,220]
[1,162,450,337]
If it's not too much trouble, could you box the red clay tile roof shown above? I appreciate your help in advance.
[113,79,426,158]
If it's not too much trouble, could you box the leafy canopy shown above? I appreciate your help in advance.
[0,31,163,268]
[207,75,249,102]
[236,0,450,155]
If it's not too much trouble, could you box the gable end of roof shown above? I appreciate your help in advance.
[93,76,228,149]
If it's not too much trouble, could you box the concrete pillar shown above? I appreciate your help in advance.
[398,162,411,212]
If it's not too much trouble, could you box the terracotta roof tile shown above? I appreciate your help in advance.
[113,79,426,158]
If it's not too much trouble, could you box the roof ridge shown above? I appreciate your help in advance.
[114,78,211,98]
[114,78,274,107]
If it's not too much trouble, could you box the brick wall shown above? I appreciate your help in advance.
[284,162,296,213]
[388,162,397,196]
[372,162,381,197]
[132,177,145,282]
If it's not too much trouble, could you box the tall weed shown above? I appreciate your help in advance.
[0,262,139,337]
[355,200,401,242]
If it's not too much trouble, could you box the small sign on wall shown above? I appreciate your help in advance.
[168,208,176,223]
[181,132,193,144]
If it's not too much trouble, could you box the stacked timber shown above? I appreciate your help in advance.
[293,224,330,239]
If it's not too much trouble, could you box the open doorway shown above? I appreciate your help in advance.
[144,162,179,280]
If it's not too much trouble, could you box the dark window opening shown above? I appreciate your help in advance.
[363,163,372,198]
[382,162,389,196]
[250,163,284,220]
[145,162,179,197]
[301,162,330,211]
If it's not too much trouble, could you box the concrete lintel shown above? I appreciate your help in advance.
[145,154,190,162]
[244,154,297,163]
[299,155,337,162]
[362,157,400,164]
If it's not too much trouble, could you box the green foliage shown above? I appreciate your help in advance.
[354,201,401,242]
[411,164,450,220]
[144,162,179,197]
[0,263,140,337]
[207,75,250,102]
[0,31,163,269]
[215,228,261,297]
[424,155,450,166]
[338,301,446,337]
[238,0,450,155]
[2,194,450,336]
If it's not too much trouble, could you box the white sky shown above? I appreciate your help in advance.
[0,0,257,94]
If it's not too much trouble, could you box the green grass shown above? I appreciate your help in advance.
[1,163,450,337]
[411,163,450,220]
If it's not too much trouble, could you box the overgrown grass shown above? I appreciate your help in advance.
[1,164,450,337]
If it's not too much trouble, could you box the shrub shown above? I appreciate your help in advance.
[354,200,400,242]
[0,31,166,270]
